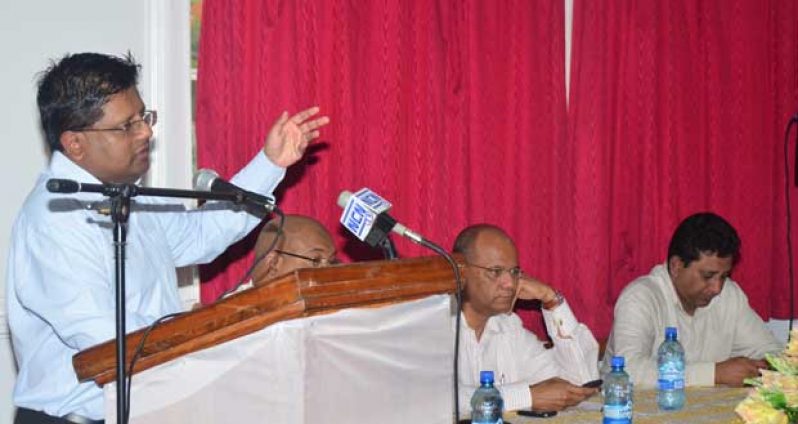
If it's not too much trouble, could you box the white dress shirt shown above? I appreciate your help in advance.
[6,151,284,419]
[603,263,783,388]
[457,300,599,414]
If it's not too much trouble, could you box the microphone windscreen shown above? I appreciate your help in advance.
[337,190,353,209]
[194,169,219,192]
[46,179,80,193]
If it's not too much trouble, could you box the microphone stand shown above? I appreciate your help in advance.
[110,185,131,424]
[378,236,399,259]
[76,182,270,204]
[51,180,272,424]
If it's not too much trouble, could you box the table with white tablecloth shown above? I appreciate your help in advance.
[508,387,748,424]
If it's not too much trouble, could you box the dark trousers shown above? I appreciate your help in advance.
[15,408,104,424]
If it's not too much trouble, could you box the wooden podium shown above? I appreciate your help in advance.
[73,255,459,423]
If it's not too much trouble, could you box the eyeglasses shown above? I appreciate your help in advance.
[74,110,157,136]
[275,249,340,268]
[465,262,523,281]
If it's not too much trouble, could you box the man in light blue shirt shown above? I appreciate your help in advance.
[6,52,329,423]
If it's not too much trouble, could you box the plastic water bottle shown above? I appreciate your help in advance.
[470,370,504,424]
[603,356,633,424]
[657,326,685,410]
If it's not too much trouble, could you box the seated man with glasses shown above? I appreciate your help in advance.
[247,214,338,288]
[453,224,599,414]
[207,214,338,300]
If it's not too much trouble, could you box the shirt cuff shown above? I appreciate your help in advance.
[499,382,533,412]
[686,362,716,387]
[231,151,286,196]
[542,299,579,338]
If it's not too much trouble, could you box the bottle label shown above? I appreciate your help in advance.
[603,404,632,423]
[472,400,503,424]
[657,377,684,390]
[658,361,685,390]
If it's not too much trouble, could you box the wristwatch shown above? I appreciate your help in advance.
[542,290,565,310]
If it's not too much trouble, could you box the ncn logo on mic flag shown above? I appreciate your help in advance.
[340,196,377,241]
[353,188,391,214]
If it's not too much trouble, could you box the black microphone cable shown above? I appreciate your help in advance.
[123,206,285,421]
[337,190,464,422]
[411,238,464,424]
[123,209,285,422]
[125,311,183,424]
[784,114,798,334]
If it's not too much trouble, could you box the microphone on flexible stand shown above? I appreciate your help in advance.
[45,174,282,424]
[337,189,425,247]
[336,188,463,423]
[46,176,273,208]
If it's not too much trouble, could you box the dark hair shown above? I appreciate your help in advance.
[667,212,741,268]
[36,52,140,153]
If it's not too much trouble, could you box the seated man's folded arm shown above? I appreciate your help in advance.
[543,300,600,384]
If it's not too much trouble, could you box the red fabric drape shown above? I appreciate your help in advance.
[197,0,798,339]
[197,0,568,339]
[569,0,798,337]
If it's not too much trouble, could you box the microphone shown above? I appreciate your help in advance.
[46,177,275,207]
[194,169,276,211]
[46,179,130,197]
[46,178,85,193]
[337,188,464,422]
[337,189,425,246]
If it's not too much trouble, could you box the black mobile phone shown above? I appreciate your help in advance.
[517,409,557,418]
[582,379,603,388]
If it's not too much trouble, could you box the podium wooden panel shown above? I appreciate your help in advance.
[73,255,458,386]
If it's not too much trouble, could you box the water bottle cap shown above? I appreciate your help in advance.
[665,326,678,339]
[611,356,625,368]
[479,370,495,384]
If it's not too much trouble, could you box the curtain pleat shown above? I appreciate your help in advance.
[569,0,798,337]
[197,0,798,339]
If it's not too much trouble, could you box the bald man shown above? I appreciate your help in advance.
[249,214,338,287]
[454,224,599,414]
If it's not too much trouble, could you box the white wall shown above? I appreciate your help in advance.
[0,1,190,422]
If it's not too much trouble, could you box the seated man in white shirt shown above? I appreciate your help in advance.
[249,214,338,287]
[453,224,599,414]
[603,212,782,388]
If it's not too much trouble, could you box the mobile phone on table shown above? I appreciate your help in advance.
[517,409,557,418]
[582,379,603,388]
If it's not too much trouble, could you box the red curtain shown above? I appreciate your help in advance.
[197,0,798,339]
[569,0,798,337]
[196,0,568,340]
